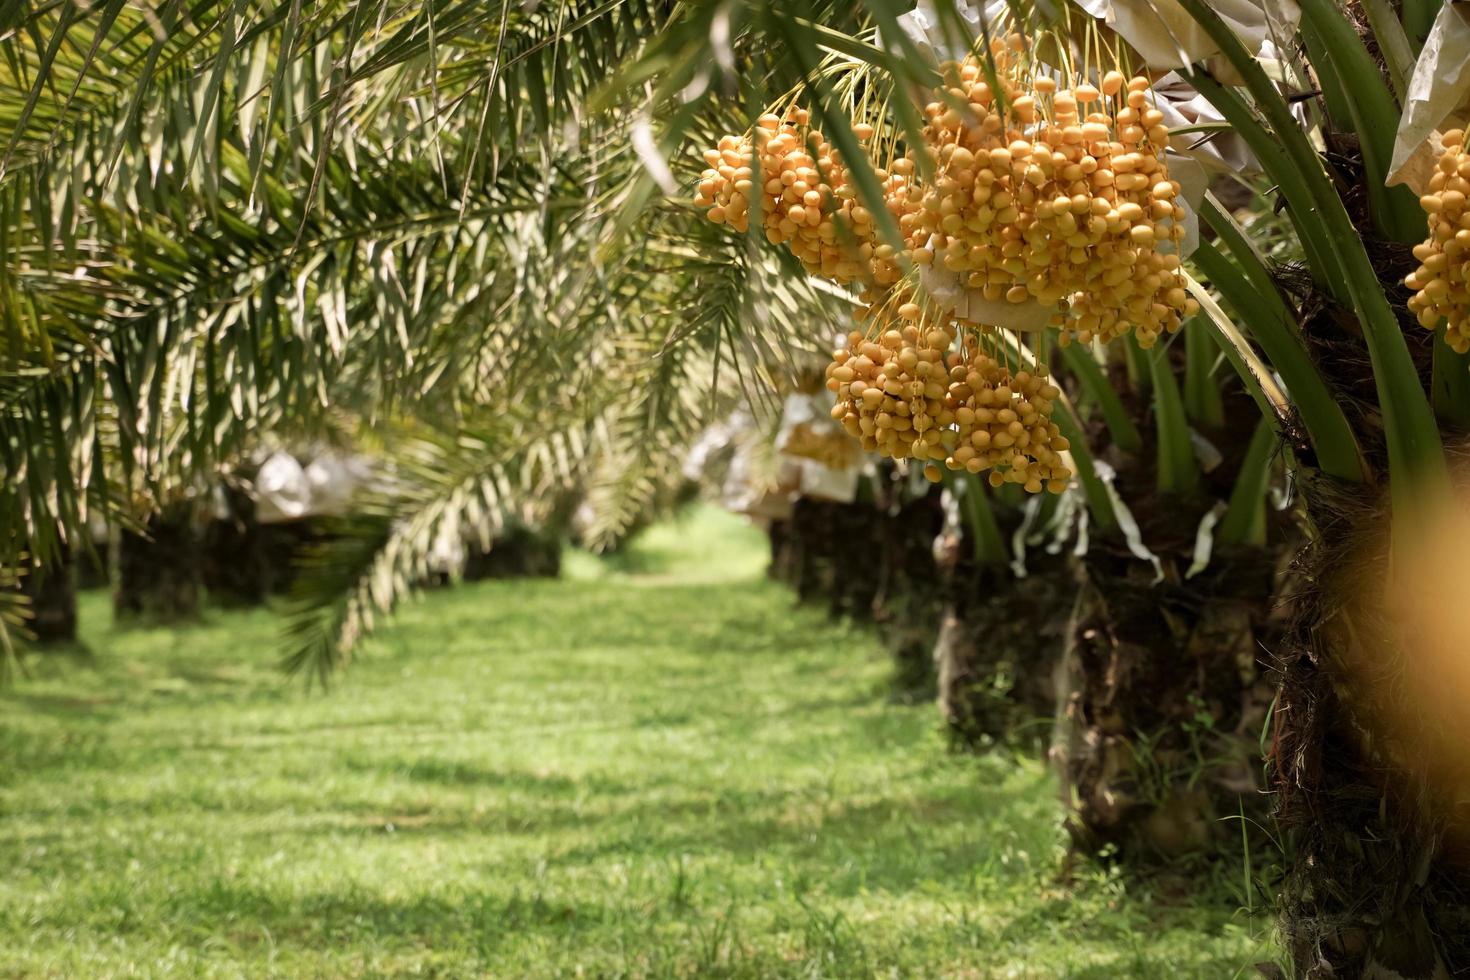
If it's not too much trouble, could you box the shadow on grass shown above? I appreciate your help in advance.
[406,581,835,649]
[168,776,997,861]
[545,789,1048,892]
[346,756,650,798]
[16,580,848,730]
[594,543,672,576]
[156,881,616,949]
[43,856,1247,979]
[8,690,120,717]
[0,723,118,786]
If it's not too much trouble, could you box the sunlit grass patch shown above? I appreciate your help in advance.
[0,507,1272,977]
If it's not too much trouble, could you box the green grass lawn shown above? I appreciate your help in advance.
[1,507,1274,978]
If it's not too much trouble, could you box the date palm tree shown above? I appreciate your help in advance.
[0,0,848,667]
[10,1,1470,972]
[604,0,1470,971]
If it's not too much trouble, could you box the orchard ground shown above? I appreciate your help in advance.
[0,507,1277,977]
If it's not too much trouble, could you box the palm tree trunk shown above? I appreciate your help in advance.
[934,544,1074,750]
[19,545,78,644]
[75,524,109,590]
[1274,474,1470,978]
[463,521,564,580]
[1053,539,1281,858]
[780,496,883,620]
[115,503,203,622]
[1049,359,1285,861]
[258,519,325,596]
[201,486,273,606]
[766,472,942,695]
[872,478,945,700]
[828,500,883,621]
[767,518,800,587]
[788,497,841,607]
[1264,237,1470,973]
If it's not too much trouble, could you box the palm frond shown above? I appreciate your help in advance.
[280,415,594,683]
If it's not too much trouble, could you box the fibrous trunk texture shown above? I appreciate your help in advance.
[778,497,880,620]
[872,483,945,698]
[934,550,1074,750]
[767,518,800,588]
[115,504,202,622]
[19,546,77,644]
[1053,540,1281,860]
[1271,220,1470,975]
[765,477,942,695]
[463,522,563,580]
[75,537,108,590]
[202,486,273,606]
[1275,476,1470,980]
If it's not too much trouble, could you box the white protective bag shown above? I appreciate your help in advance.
[253,451,312,525]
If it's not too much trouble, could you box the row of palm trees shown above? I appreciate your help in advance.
[4,0,1469,972]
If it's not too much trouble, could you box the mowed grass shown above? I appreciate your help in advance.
[1,507,1271,978]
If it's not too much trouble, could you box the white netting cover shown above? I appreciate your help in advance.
[775,391,864,504]
[1390,2,1470,194]
[253,451,312,525]
[1073,0,1300,85]
[720,411,797,521]
[304,451,370,518]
